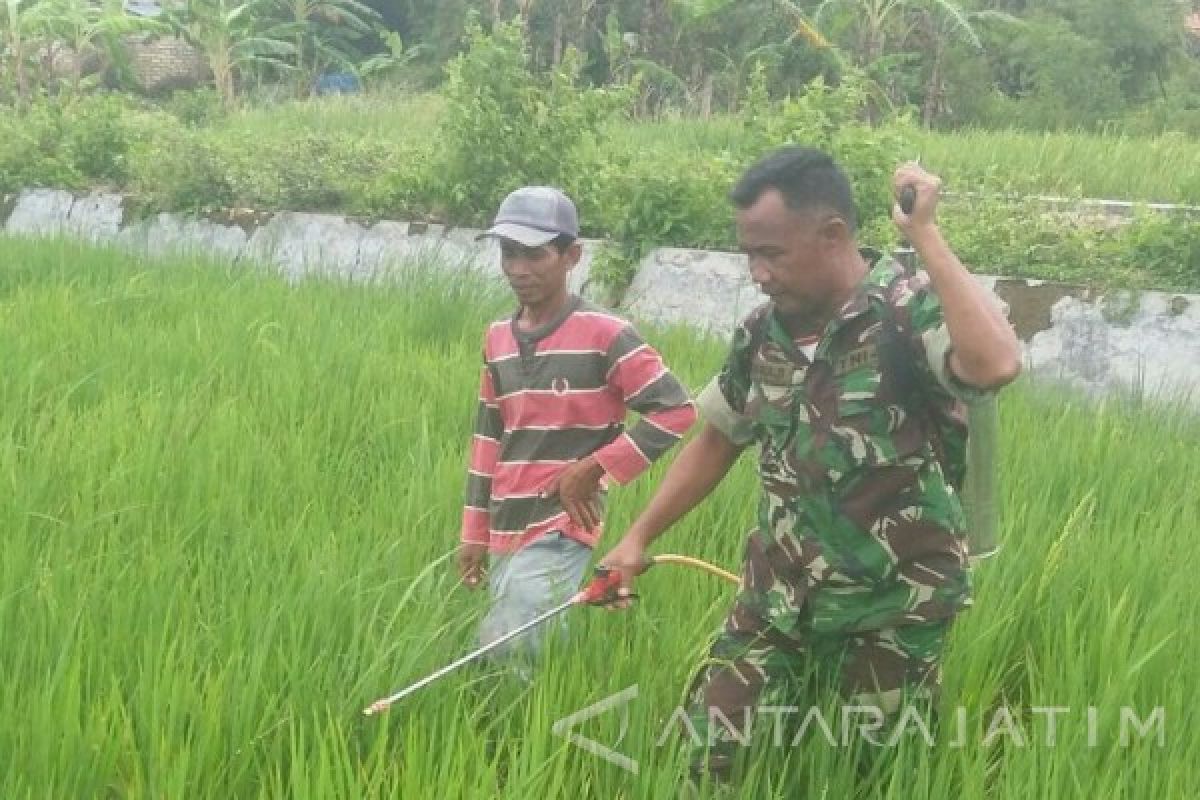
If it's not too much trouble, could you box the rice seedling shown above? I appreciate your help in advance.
[0,237,1195,798]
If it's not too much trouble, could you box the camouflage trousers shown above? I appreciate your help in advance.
[681,616,952,783]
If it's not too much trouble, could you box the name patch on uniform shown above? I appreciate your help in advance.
[751,360,799,386]
[832,344,878,376]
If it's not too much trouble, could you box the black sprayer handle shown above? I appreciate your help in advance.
[898,184,917,216]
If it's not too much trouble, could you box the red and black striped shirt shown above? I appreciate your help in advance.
[461,296,696,553]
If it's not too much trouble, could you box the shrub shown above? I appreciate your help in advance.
[431,16,629,226]
[157,89,226,128]
[576,66,909,298]
[0,95,151,191]
[739,66,908,231]
[58,94,144,185]
[127,116,233,213]
[0,105,84,192]
[2,74,1199,295]
[1114,211,1200,291]
[569,147,737,293]
[934,196,1200,292]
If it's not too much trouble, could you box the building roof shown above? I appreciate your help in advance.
[123,0,164,17]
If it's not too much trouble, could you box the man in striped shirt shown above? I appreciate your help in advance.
[459,186,697,665]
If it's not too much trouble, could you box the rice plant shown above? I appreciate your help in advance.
[0,238,1196,798]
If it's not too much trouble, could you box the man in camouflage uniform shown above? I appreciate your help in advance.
[599,146,1022,784]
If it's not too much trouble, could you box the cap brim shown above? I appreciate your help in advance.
[476,223,559,247]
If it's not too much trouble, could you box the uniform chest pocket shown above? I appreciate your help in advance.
[833,357,924,468]
[746,356,807,442]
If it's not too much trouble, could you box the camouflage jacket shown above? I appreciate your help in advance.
[697,252,996,640]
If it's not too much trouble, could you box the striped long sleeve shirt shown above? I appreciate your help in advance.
[461,296,697,553]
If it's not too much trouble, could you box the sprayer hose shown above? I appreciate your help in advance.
[648,554,740,586]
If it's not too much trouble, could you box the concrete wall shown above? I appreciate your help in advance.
[4,188,1198,408]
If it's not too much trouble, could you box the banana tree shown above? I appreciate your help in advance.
[33,0,167,95]
[275,0,381,94]
[813,0,980,65]
[670,0,834,115]
[773,0,834,52]
[2,0,53,103]
[170,0,296,107]
[914,3,1018,125]
[811,0,992,120]
[354,28,419,86]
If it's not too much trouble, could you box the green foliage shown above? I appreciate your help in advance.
[1120,62,1200,137]
[3,72,1199,294]
[127,121,233,213]
[0,104,82,191]
[5,0,1200,133]
[1115,211,1200,291]
[127,119,424,216]
[158,88,226,127]
[569,146,738,292]
[432,16,628,225]
[938,197,1106,283]
[584,240,637,306]
[56,92,140,184]
[355,29,421,87]
[567,66,908,299]
[276,0,383,89]
[1038,0,1179,105]
[1002,13,1128,130]
[165,0,298,108]
[740,66,907,230]
[215,131,403,211]
[351,147,433,219]
[0,0,165,103]
[0,93,150,191]
[938,196,1200,292]
[905,123,1200,203]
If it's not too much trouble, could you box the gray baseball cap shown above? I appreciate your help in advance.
[478,186,579,247]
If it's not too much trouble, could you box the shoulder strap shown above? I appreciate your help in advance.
[875,266,1000,560]
[874,282,962,490]
[740,304,773,373]
[876,291,922,409]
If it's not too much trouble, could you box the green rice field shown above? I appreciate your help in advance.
[1,238,1197,798]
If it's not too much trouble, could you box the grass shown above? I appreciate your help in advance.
[223,88,445,141]
[906,126,1200,205]
[1,237,1197,798]
[611,115,1200,205]
[194,91,1200,205]
[7,87,1199,292]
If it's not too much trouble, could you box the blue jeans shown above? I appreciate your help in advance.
[478,531,592,665]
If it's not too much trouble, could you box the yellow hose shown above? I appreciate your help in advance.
[647,554,740,586]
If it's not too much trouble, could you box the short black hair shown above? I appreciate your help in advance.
[548,233,576,253]
[730,146,858,232]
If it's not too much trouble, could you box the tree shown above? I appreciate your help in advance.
[912,1,1019,125]
[2,0,158,102]
[33,0,166,95]
[169,0,296,107]
[810,0,996,121]
[275,0,382,93]
[1044,0,1185,104]
[2,0,45,102]
[813,0,981,66]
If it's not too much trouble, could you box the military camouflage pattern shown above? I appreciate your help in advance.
[686,252,975,779]
[682,618,952,781]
